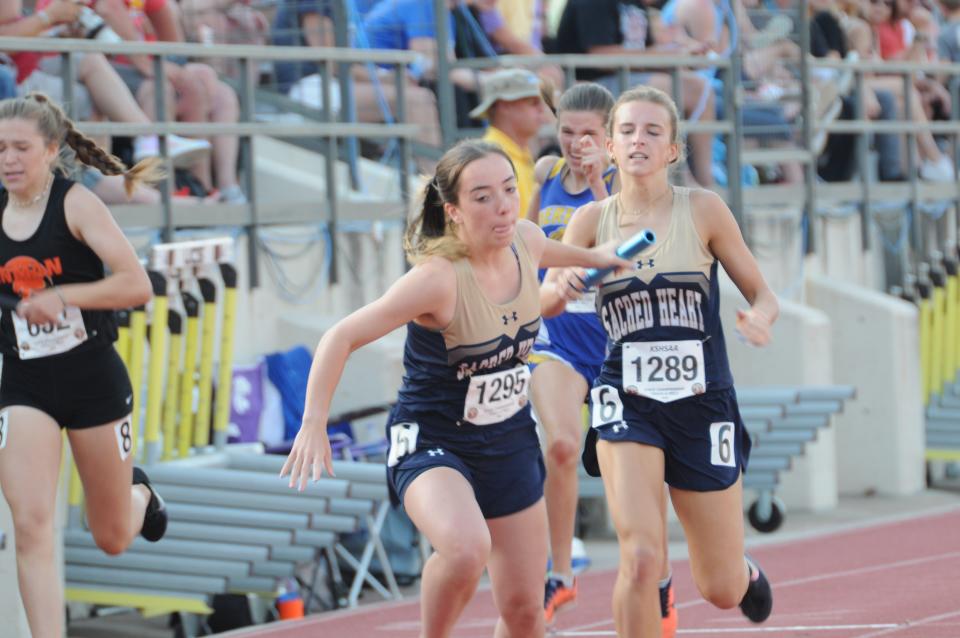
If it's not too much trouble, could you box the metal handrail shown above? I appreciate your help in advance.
[0,36,418,287]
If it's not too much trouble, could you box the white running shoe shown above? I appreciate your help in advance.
[919,155,955,182]
[133,135,212,168]
[218,184,248,204]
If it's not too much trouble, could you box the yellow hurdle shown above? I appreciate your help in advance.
[163,308,184,461]
[930,273,946,401]
[919,283,933,406]
[212,264,238,449]
[144,272,169,465]
[127,305,148,460]
[947,261,959,387]
[193,278,218,448]
[178,291,201,458]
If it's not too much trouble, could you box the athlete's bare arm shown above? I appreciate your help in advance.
[691,189,779,346]
[33,186,151,318]
[282,258,457,488]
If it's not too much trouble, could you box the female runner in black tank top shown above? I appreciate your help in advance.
[543,87,780,637]
[0,92,167,638]
[281,140,631,638]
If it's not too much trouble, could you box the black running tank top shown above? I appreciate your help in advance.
[0,175,119,358]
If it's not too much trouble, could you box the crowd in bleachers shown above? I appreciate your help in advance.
[2,0,960,204]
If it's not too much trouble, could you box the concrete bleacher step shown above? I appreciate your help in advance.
[144,465,350,498]
[751,441,805,457]
[927,406,960,421]
[746,456,792,472]
[928,432,960,446]
[66,548,253,579]
[166,503,313,530]
[784,401,845,416]
[65,530,269,562]
[740,406,787,420]
[756,428,818,443]
[65,565,228,595]
[935,394,960,409]
[155,484,374,517]
[164,521,297,546]
[769,415,830,430]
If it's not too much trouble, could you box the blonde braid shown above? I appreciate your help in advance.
[24,92,164,197]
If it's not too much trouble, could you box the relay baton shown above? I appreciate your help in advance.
[581,229,656,288]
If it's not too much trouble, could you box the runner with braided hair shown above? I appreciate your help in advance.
[0,92,167,638]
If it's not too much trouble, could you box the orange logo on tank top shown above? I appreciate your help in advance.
[0,256,63,298]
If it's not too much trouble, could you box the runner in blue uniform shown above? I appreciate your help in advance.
[281,140,630,638]
[543,86,778,637]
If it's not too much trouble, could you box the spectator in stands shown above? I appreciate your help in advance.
[177,0,269,87]
[657,0,802,185]
[936,0,960,62]
[86,0,248,203]
[281,139,629,638]
[875,0,951,120]
[361,0,481,93]
[271,0,443,171]
[810,0,904,182]
[470,68,551,218]
[462,0,564,86]
[851,0,954,180]
[0,0,212,202]
[555,0,716,187]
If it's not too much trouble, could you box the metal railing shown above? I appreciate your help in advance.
[0,36,419,286]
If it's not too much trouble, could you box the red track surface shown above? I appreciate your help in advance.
[226,508,960,638]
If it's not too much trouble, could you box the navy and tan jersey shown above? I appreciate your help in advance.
[594,187,734,399]
[0,175,118,359]
[395,235,542,432]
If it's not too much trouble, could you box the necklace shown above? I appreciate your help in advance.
[9,173,53,209]
[619,187,673,218]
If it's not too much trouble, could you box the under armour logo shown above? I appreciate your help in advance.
[502,311,518,325]
[636,259,655,270]
[427,448,444,457]
[611,423,627,434]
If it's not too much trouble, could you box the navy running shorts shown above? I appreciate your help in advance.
[386,417,546,519]
[0,345,133,429]
[581,385,751,491]
[529,348,602,389]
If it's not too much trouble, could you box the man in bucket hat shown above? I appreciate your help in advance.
[472,68,549,216]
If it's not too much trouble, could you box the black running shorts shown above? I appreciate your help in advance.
[0,345,133,429]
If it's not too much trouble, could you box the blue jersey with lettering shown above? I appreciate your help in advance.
[534,159,616,373]
[594,187,734,393]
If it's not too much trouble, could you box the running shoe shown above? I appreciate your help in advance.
[739,555,773,623]
[660,577,678,638]
[544,576,578,624]
[133,466,167,542]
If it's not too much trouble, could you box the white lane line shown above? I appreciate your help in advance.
[565,551,960,632]
[853,609,960,638]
